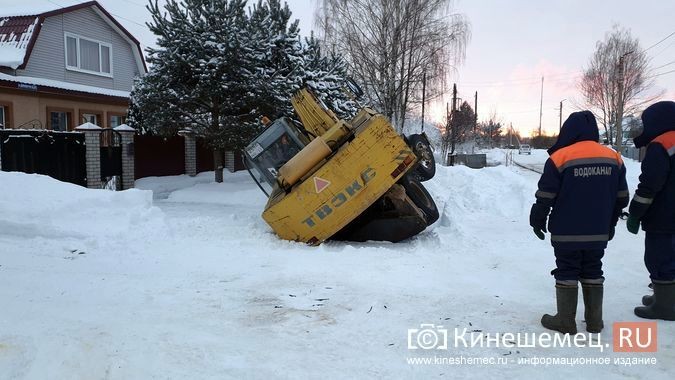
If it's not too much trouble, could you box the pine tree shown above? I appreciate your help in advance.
[302,35,356,119]
[248,0,305,119]
[129,0,358,182]
[133,0,263,182]
[247,2,356,120]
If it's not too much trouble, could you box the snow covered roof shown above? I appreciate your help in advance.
[0,1,89,17]
[0,72,130,98]
[0,1,146,73]
[0,16,40,69]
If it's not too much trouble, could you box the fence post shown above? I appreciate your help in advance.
[224,150,235,172]
[179,129,197,177]
[75,122,102,189]
[115,124,136,190]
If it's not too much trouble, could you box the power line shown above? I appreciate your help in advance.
[44,0,148,28]
[120,0,148,8]
[650,60,675,72]
[650,39,675,60]
[644,31,675,52]
[457,71,582,86]
[646,69,675,79]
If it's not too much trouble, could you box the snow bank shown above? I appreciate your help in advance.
[1,157,672,379]
[425,164,534,236]
[0,172,164,241]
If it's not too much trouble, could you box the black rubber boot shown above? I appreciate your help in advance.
[642,294,654,306]
[542,284,578,334]
[634,282,675,321]
[581,280,604,333]
[642,283,654,306]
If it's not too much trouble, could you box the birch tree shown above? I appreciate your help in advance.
[579,25,661,147]
[315,0,470,132]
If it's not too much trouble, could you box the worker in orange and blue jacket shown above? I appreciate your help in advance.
[529,110,628,334]
[627,100,675,321]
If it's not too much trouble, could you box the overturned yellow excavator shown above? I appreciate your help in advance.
[244,87,438,244]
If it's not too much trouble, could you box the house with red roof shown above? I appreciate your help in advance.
[0,1,146,130]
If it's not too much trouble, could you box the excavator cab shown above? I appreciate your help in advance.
[244,118,308,195]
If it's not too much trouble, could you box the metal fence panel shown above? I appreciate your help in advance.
[0,130,86,186]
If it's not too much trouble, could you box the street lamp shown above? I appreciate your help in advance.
[559,99,567,131]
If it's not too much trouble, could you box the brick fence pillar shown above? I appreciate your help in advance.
[179,129,197,176]
[75,122,102,189]
[115,124,136,190]
[224,150,235,172]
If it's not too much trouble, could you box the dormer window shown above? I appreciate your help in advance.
[64,32,112,77]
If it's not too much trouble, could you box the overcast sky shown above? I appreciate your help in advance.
[7,0,674,136]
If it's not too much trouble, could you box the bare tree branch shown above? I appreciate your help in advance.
[315,0,470,132]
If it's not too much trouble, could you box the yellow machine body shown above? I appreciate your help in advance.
[262,113,416,244]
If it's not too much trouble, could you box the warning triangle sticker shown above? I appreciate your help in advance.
[314,177,331,193]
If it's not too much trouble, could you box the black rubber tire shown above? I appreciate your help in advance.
[400,175,439,225]
[407,134,436,182]
[333,215,427,243]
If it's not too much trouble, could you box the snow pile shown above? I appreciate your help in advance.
[426,164,534,235]
[0,172,164,241]
[0,159,672,378]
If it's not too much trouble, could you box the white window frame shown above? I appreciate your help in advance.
[82,113,98,125]
[0,106,6,129]
[64,32,113,78]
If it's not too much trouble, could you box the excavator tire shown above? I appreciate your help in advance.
[400,175,439,225]
[407,134,436,182]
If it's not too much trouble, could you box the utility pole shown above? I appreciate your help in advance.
[450,84,458,164]
[474,91,478,133]
[615,51,633,155]
[445,102,450,165]
[539,76,544,136]
[421,71,426,133]
[473,91,478,154]
[452,83,458,112]
[510,122,513,147]
[559,99,566,130]
[445,102,450,136]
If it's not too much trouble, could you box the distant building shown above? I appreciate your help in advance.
[0,1,146,130]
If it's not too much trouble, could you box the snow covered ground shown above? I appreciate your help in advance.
[0,150,672,379]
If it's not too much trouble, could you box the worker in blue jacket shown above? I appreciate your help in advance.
[530,110,629,334]
[627,100,675,321]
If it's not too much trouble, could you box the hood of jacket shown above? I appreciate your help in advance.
[547,110,599,155]
[634,101,675,148]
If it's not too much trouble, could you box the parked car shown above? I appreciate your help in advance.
[518,144,532,155]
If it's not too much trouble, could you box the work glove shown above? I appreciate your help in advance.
[608,211,620,241]
[626,215,640,234]
[529,203,549,240]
